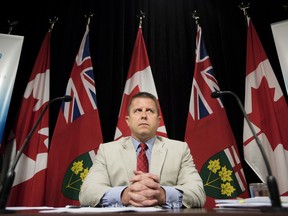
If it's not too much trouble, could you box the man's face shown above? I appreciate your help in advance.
[125,97,161,141]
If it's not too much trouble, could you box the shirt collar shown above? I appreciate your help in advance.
[131,137,155,151]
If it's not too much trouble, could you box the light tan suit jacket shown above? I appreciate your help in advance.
[79,136,206,208]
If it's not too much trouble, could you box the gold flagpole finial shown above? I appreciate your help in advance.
[136,10,146,28]
[49,16,58,32]
[85,12,94,26]
[7,20,19,34]
[238,2,250,16]
[192,10,200,25]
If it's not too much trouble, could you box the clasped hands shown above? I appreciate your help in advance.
[121,170,166,207]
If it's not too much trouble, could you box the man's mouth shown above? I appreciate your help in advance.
[139,123,149,126]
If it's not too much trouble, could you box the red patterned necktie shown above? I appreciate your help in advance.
[137,143,148,172]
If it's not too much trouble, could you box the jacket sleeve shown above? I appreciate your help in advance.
[79,144,112,206]
[173,142,206,208]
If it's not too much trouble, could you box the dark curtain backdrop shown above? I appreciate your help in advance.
[1,0,287,184]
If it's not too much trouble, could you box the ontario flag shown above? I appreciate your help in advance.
[45,23,103,206]
[114,26,167,140]
[184,25,249,208]
[244,17,288,195]
[3,31,51,206]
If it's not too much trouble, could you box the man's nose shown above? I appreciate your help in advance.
[141,111,147,119]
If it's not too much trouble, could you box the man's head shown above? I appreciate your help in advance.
[125,92,161,142]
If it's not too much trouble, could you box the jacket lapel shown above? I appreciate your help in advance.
[120,138,136,177]
[150,138,167,177]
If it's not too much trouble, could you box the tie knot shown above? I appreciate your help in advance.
[139,143,147,151]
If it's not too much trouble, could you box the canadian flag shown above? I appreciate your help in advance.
[6,31,50,206]
[114,26,167,140]
[243,16,288,195]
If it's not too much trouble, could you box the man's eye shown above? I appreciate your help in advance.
[135,109,142,113]
[147,109,154,113]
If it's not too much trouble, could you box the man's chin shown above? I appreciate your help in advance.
[137,130,150,138]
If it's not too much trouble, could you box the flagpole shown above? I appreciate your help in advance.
[192,10,200,26]
[7,20,19,34]
[238,2,250,27]
[238,2,250,16]
[136,10,146,28]
[49,16,58,32]
[85,12,94,27]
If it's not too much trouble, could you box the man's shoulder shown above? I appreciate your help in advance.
[156,136,187,146]
[100,137,131,148]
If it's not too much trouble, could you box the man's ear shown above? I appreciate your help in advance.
[158,115,162,124]
[125,116,129,125]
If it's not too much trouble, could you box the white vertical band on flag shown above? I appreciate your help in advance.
[245,60,283,114]
[24,70,50,111]
[224,147,246,191]
[13,150,48,186]
[123,66,158,98]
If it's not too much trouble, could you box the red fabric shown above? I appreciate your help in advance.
[185,25,249,208]
[114,27,167,140]
[6,32,50,206]
[137,143,148,172]
[45,25,103,207]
